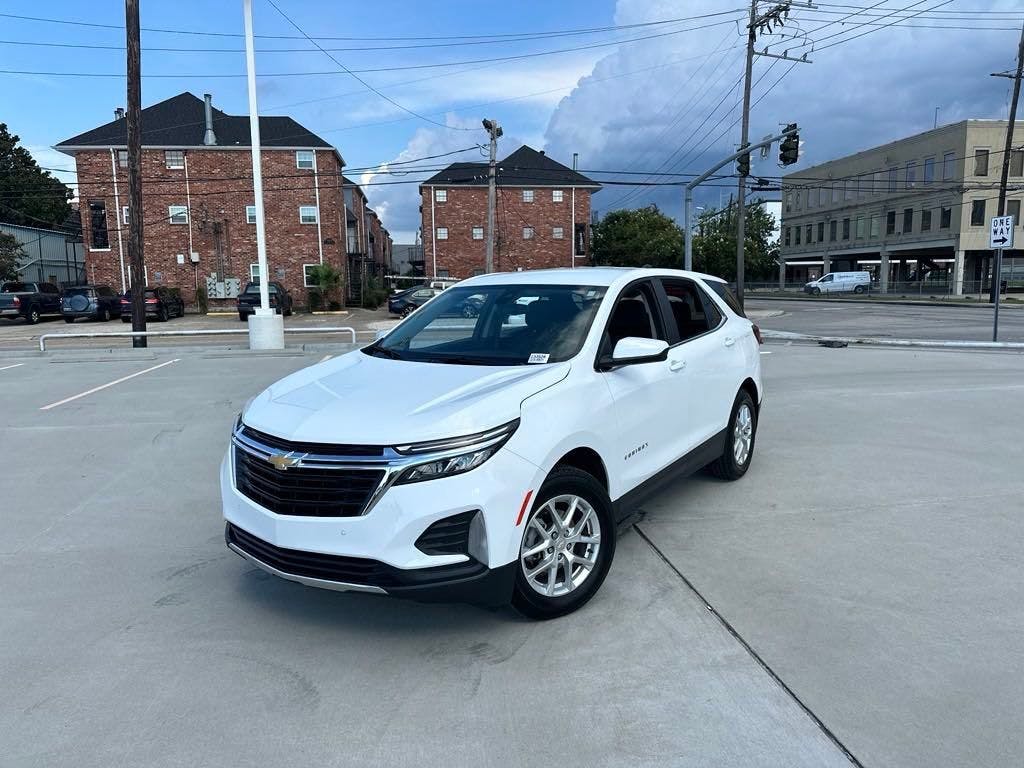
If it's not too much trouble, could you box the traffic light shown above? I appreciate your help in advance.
[736,147,751,177]
[780,123,799,166]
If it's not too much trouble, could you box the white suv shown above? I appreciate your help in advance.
[221,268,762,618]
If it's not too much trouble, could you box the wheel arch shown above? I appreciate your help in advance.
[550,446,609,492]
[740,377,760,415]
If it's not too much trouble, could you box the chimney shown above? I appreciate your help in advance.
[203,93,217,146]
[115,107,125,120]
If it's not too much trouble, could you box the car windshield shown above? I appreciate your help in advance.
[2,282,27,292]
[368,283,607,365]
[244,284,278,294]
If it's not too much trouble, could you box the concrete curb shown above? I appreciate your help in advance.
[748,295,1023,309]
[762,329,1024,351]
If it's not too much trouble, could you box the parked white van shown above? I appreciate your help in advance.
[804,271,872,295]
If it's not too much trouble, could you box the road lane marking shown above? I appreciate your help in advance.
[0,363,25,371]
[39,359,180,411]
[318,354,333,363]
[759,351,772,355]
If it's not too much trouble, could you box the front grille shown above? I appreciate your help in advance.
[415,511,476,556]
[240,425,384,457]
[234,446,384,517]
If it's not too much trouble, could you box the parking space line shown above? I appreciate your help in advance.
[39,359,180,411]
[0,363,25,371]
[318,354,333,363]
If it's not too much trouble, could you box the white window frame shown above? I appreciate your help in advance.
[250,263,261,282]
[165,150,185,169]
[434,188,447,203]
[299,205,318,224]
[522,226,535,240]
[295,150,314,169]
[122,206,130,225]
[246,205,257,224]
[974,148,991,177]
[552,226,564,239]
[522,189,534,203]
[117,150,128,169]
[303,263,318,288]
[471,226,484,240]
[436,226,449,240]
[552,189,564,203]
[168,205,189,225]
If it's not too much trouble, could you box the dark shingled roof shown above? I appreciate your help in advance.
[422,145,599,189]
[56,92,334,151]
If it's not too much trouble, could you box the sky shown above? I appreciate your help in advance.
[2,0,1023,243]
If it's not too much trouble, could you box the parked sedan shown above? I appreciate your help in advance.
[237,281,293,321]
[388,287,442,317]
[62,285,122,323]
[120,286,185,322]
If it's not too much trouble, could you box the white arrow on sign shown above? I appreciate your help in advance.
[990,215,1015,249]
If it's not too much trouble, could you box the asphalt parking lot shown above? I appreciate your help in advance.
[2,342,1023,767]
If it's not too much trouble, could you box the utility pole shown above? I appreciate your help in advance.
[125,0,146,348]
[989,19,1024,322]
[482,118,502,274]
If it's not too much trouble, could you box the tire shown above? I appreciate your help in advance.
[64,317,75,324]
[239,312,248,322]
[121,317,131,323]
[26,307,40,324]
[99,308,110,322]
[461,304,477,318]
[285,307,293,317]
[811,287,821,296]
[708,389,757,481]
[158,306,168,322]
[854,285,865,294]
[511,467,616,620]
[401,306,415,318]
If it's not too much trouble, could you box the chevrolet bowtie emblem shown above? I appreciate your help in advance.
[267,453,301,471]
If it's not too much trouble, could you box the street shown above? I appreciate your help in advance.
[2,343,1022,767]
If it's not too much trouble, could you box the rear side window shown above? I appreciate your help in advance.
[705,280,744,317]
[660,278,723,343]
[3,282,28,292]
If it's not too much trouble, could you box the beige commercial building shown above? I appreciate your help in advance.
[779,120,1024,294]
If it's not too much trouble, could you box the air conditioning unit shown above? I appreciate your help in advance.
[190,252,200,264]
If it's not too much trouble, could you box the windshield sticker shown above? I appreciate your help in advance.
[527,353,550,364]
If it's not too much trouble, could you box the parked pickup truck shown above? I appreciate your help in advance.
[0,281,63,324]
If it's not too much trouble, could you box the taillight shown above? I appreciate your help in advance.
[120,298,129,305]
[752,324,764,345]
[145,298,158,304]
[12,296,19,307]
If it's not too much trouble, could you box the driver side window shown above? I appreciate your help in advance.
[601,281,666,357]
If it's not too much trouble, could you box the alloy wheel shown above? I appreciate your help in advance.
[520,494,602,598]
[733,403,753,466]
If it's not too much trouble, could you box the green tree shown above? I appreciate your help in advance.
[0,232,24,280]
[693,200,779,281]
[307,263,343,310]
[591,205,683,268]
[0,124,72,229]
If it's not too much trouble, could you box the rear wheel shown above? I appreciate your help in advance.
[239,312,247,322]
[401,306,415,318]
[27,307,40,324]
[708,390,757,481]
[854,285,865,294]
[512,467,616,620]
[99,308,110,322]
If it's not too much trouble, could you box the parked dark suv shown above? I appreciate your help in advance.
[62,285,122,323]
[120,286,185,322]
[237,281,293,321]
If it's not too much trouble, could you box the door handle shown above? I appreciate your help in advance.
[724,336,736,347]
[669,359,687,372]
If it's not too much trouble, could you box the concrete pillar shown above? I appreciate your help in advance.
[953,250,965,296]
[779,259,785,290]
[822,254,832,275]
[880,249,889,294]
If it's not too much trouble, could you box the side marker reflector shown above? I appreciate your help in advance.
[515,490,534,526]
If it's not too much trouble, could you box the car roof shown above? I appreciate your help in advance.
[455,267,726,289]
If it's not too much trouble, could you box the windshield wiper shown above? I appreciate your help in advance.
[432,355,509,366]
[365,344,405,360]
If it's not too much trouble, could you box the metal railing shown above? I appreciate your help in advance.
[744,280,1022,301]
[38,326,360,352]
[762,329,1024,350]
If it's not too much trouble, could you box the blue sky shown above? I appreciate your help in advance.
[3,1,1023,241]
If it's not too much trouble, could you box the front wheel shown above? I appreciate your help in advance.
[708,390,757,480]
[238,312,248,322]
[158,307,169,322]
[512,467,616,620]
[811,287,821,296]
[401,306,415,318]
[99,308,110,322]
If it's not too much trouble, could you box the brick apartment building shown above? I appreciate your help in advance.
[56,92,390,308]
[419,145,599,278]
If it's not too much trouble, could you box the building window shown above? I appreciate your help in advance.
[903,208,913,233]
[471,226,484,240]
[856,216,865,239]
[886,211,896,235]
[552,226,564,239]
[785,192,792,212]
[472,268,485,276]
[522,189,534,203]
[117,150,128,169]
[794,226,801,245]
[873,171,882,195]
[523,226,535,240]
[1008,199,1022,223]
[817,222,824,241]
[888,167,898,192]
[921,209,932,231]
[552,189,564,202]
[805,224,812,243]
[167,205,188,225]
[940,206,952,229]
[974,149,990,176]
[1011,151,1024,178]
[857,178,865,200]
[970,199,986,226]
[829,220,837,241]
[808,189,815,209]
[923,157,935,184]
[299,206,318,224]
[844,181,852,201]
[795,190,802,210]
[303,264,318,287]
[246,205,257,224]
[122,206,130,225]
[434,188,447,203]
[942,151,956,181]
[435,227,448,240]
[831,182,840,204]
[165,150,184,169]
[842,218,850,240]
[784,227,791,246]
[295,150,314,169]
[870,215,880,238]
[250,263,260,282]
[437,269,450,278]
[88,200,109,249]
[905,161,917,189]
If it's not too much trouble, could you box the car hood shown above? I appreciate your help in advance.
[243,349,571,446]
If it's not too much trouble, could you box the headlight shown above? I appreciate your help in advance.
[393,419,519,485]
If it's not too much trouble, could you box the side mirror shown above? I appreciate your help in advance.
[601,337,669,369]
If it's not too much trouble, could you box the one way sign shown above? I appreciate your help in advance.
[990,215,1015,249]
